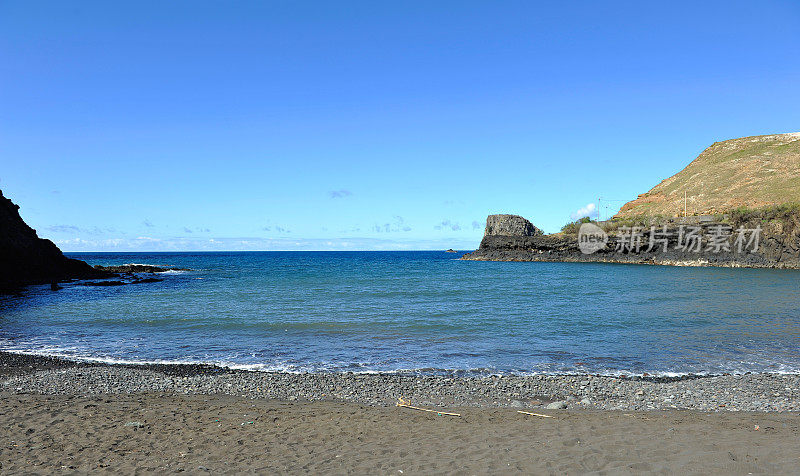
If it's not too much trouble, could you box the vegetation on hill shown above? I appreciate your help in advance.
[558,203,800,236]
[559,217,593,234]
[725,203,800,236]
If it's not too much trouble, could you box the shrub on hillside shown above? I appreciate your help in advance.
[560,217,593,234]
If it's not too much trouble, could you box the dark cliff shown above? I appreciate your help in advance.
[461,212,800,269]
[483,214,543,237]
[0,190,107,289]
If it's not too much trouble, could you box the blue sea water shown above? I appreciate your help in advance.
[1,251,800,376]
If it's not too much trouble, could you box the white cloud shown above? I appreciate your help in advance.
[56,236,480,252]
[434,219,461,231]
[570,203,598,221]
[328,189,352,199]
[371,216,411,233]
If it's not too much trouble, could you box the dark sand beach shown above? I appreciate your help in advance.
[2,352,799,474]
[4,393,799,474]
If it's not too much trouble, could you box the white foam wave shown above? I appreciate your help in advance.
[2,348,800,377]
[0,348,207,367]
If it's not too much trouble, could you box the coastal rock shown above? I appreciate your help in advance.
[484,214,543,237]
[79,276,165,287]
[0,190,110,290]
[462,213,800,269]
[94,264,190,274]
[131,277,164,284]
[81,280,127,287]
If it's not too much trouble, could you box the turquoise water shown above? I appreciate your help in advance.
[1,251,799,376]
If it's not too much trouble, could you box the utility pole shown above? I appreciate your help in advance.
[598,197,601,221]
[684,191,687,217]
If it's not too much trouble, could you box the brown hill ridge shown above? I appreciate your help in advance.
[615,132,800,218]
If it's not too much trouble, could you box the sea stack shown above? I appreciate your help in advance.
[483,214,543,237]
[0,190,107,290]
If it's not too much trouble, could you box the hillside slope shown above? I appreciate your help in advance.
[616,132,800,218]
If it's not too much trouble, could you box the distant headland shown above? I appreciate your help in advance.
[0,190,109,290]
[0,190,189,290]
[463,133,800,268]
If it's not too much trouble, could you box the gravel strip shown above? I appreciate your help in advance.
[4,364,799,412]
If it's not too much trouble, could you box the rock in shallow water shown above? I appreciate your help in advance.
[93,264,191,273]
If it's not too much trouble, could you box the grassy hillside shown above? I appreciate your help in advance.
[615,132,800,218]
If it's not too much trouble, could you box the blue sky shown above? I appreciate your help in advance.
[2,1,799,251]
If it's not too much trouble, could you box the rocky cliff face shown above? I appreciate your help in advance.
[0,190,107,289]
[483,214,543,237]
[461,213,800,269]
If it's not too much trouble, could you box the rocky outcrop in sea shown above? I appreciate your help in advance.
[484,214,544,237]
[93,264,190,274]
[461,213,800,268]
[0,190,110,290]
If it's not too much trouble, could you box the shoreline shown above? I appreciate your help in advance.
[459,253,800,269]
[4,351,800,473]
[3,351,798,412]
[0,349,729,380]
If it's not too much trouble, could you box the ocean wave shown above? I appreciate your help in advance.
[2,347,800,377]
[0,348,207,367]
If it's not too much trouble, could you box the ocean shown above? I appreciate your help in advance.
[1,251,799,376]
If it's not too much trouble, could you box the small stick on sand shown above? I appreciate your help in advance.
[517,410,554,418]
[396,397,461,417]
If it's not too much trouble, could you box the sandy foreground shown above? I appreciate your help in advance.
[1,352,799,474]
[2,393,799,474]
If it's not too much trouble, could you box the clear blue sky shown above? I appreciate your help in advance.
[2,1,799,251]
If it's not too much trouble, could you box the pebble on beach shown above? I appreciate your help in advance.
[2,352,798,413]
